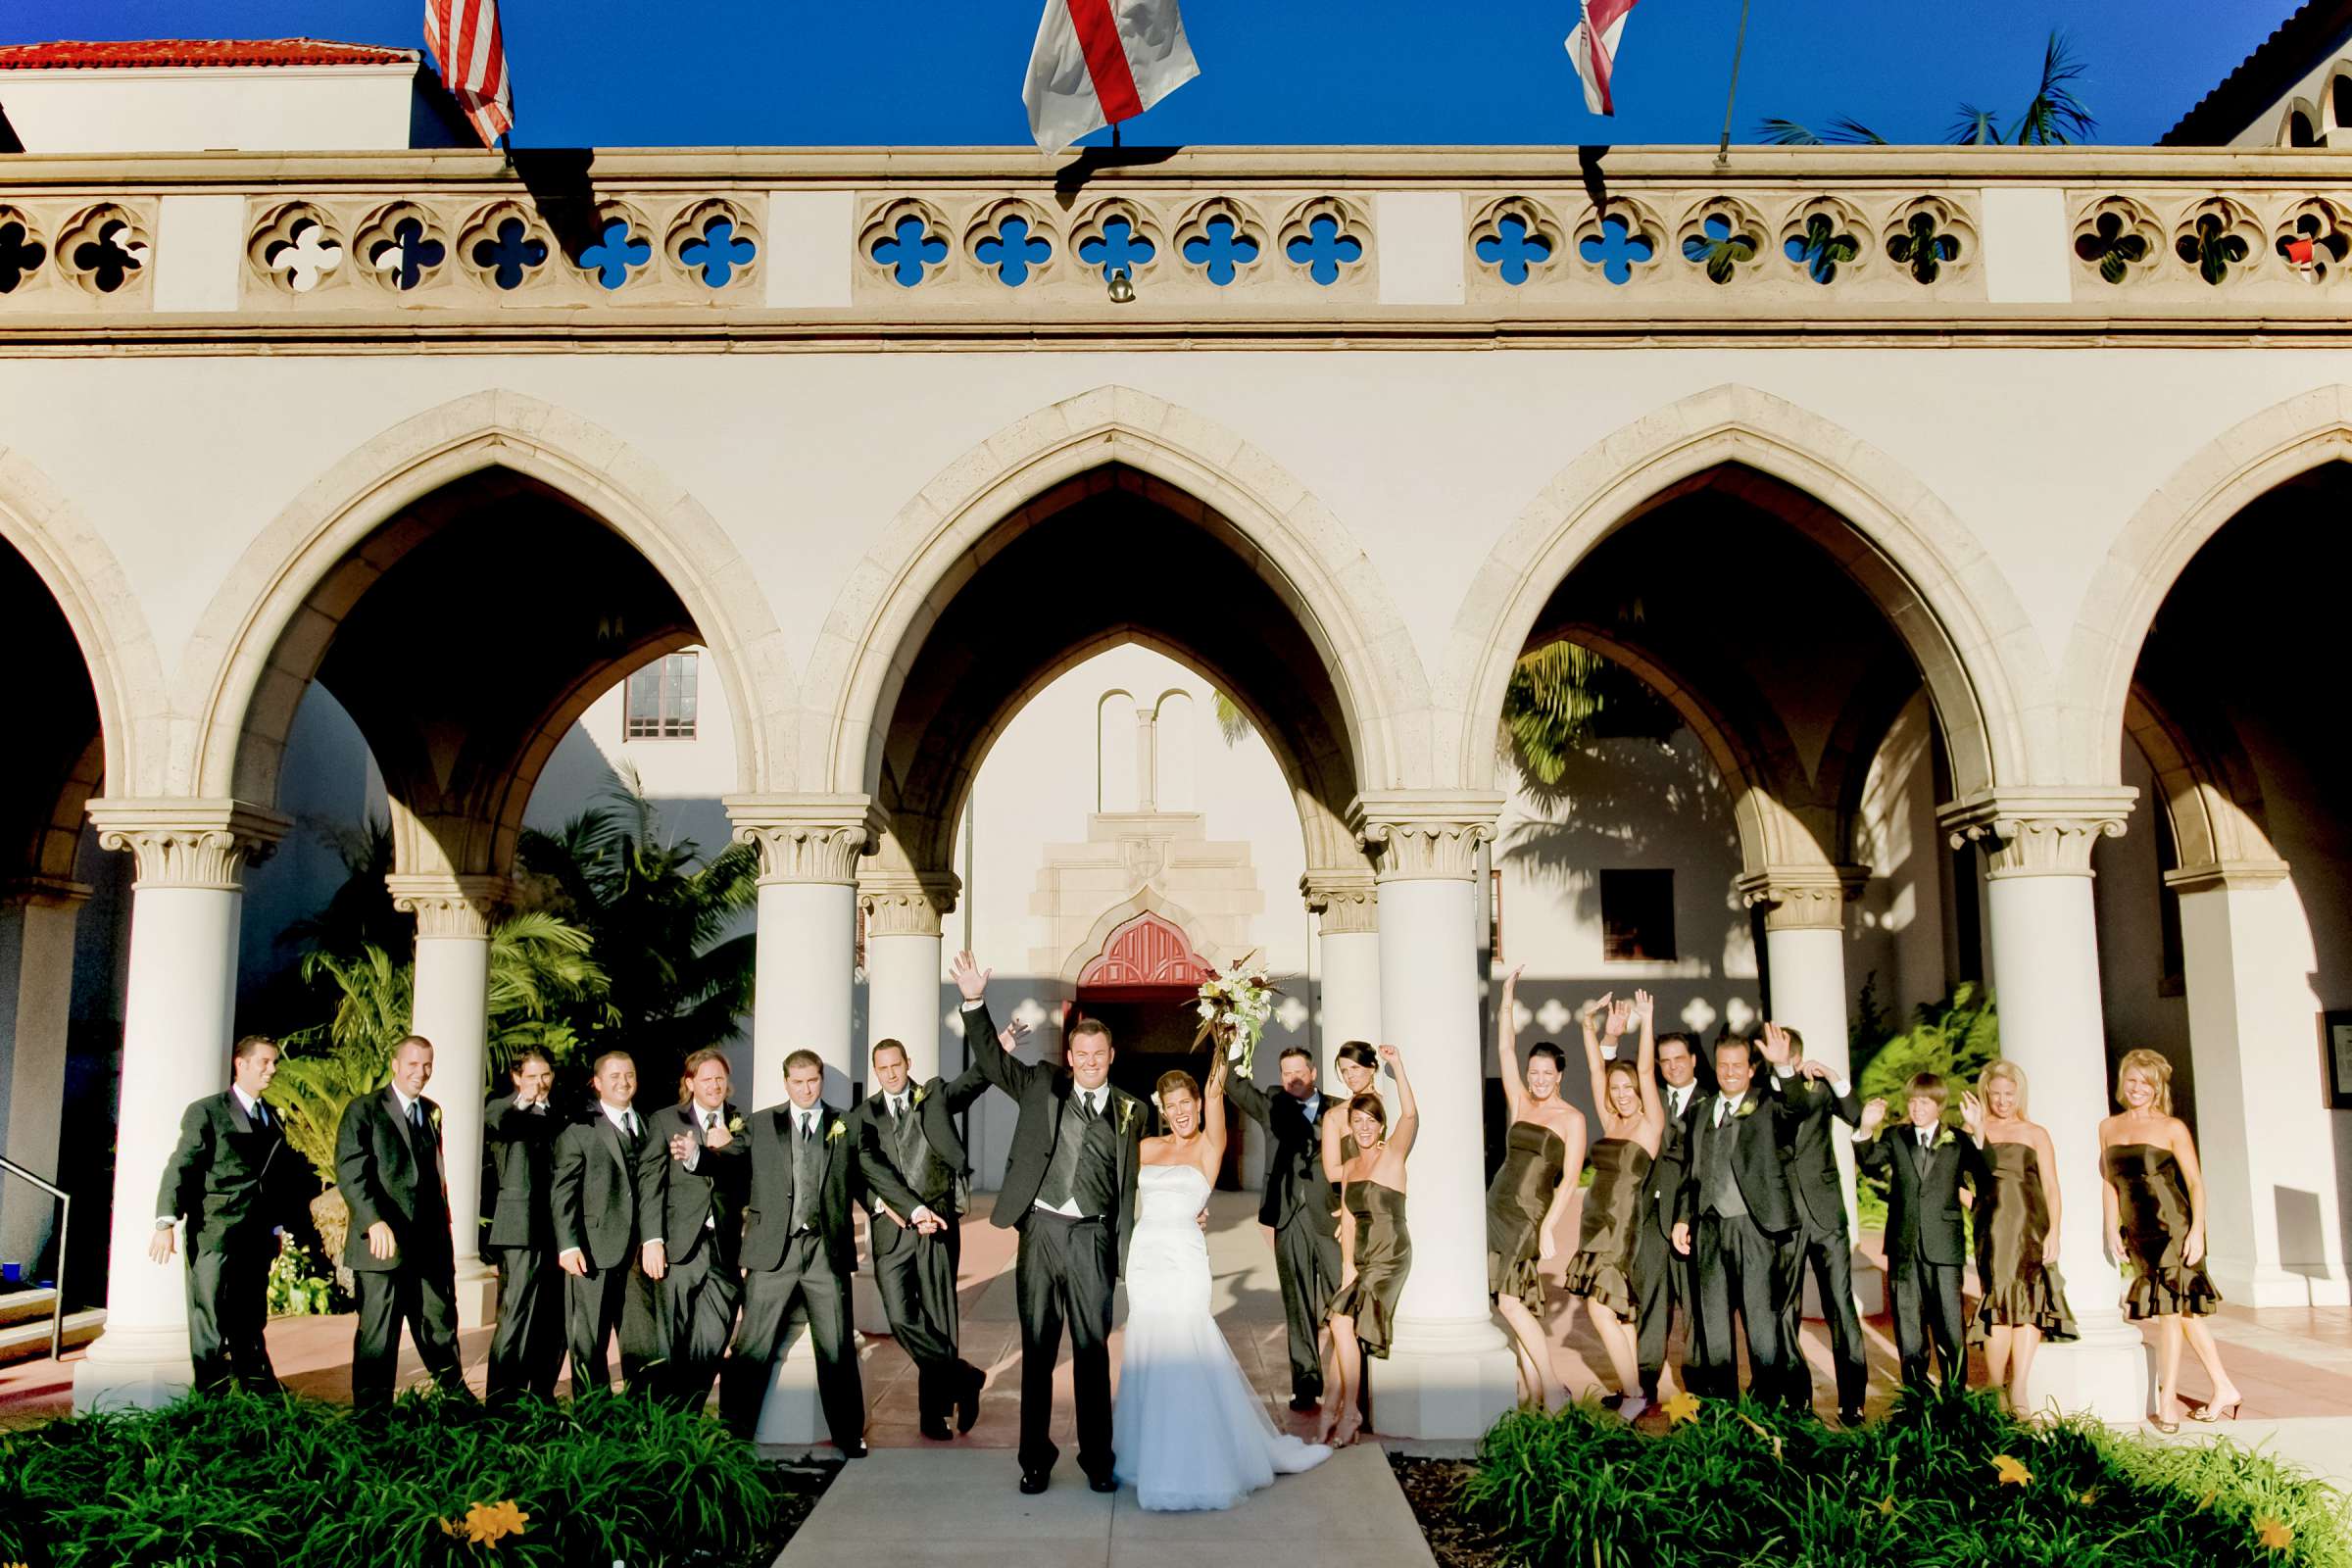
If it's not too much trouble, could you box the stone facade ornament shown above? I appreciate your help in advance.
[1300,868,1379,934]
[385,873,512,939]
[2161,858,2292,896]
[85,800,290,891]
[856,867,960,937]
[724,794,886,885]
[1938,788,2136,878]
[1735,863,1868,931]
[1351,792,1505,882]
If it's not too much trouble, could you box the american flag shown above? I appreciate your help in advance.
[1565,0,1639,117]
[423,0,514,149]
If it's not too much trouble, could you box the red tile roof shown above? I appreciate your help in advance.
[0,38,418,72]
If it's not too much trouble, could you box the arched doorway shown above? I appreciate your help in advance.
[1070,909,1241,1187]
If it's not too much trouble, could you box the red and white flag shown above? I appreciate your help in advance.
[1565,0,1639,117]
[423,0,514,148]
[1024,0,1200,153]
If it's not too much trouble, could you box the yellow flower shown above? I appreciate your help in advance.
[1660,1391,1702,1426]
[2078,1488,2101,1506]
[443,1499,529,1546]
[912,1085,928,1106]
[2256,1517,2296,1552]
[826,1120,846,1141]
[727,1114,746,1134]
[1875,1495,1897,1518]
[1991,1454,2033,1488]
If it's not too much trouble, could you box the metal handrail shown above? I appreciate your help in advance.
[0,1153,71,1362]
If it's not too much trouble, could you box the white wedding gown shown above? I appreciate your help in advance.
[1113,1162,1333,1510]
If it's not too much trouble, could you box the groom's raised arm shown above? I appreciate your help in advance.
[951,950,1045,1101]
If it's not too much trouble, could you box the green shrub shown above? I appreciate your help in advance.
[1457,1385,2348,1567]
[1848,982,1999,1232]
[264,1241,335,1318]
[0,1390,791,1567]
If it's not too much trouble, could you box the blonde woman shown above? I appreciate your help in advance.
[1959,1059,2075,1415]
[1565,988,1664,1419]
[2098,1049,2242,1432]
[1486,966,1587,1411]
[1318,1045,1416,1446]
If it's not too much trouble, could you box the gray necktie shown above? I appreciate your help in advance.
[1078,1091,1100,1123]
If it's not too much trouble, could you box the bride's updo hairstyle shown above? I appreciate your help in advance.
[1155,1068,1202,1107]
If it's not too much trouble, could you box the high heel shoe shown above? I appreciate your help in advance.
[2190,1397,2242,1423]
[2150,1382,2180,1435]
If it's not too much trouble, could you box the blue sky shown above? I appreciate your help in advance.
[0,2,2289,148]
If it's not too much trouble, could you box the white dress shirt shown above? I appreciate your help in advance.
[597,1101,640,1140]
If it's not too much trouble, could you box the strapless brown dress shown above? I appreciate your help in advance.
[2102,1142,2222,1320]
[1485,1122,1567,1309]
[1329,1180,1411,1358]
[1561,1137,1649,1318]
[1969,1141,2077,1343]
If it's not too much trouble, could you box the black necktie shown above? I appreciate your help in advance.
[705,1111,719,1135]
[1078,1092,1099,1124]
[253,1100,270,1129]
[409,1100,425,1133]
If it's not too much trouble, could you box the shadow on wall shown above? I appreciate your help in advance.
[1497,731,1741,931]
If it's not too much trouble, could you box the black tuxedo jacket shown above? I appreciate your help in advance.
[641,1100,750,1261]
[851,1063,989,1257]
[1774,1070,1864,1236]
[158,1091,307,1250]
[480,1096,561,1251]
[965,1001,1145,1276]
[739,1102,858,1281]
[1643,1083,1704,1242]
[1677,1084,1801,1237]
[335,1087,452,1272]
[1225,1074,1337,1235]
[553,1108,657,1269]
[1859,1124,1992,1265]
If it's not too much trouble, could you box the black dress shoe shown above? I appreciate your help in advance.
[1018,1469,1050,1495]
[1288,1392,1320,1413]
[841,1441,868,1459]
[920,1415,953,1442]
[1088,1471,1118,1494]
[957,1365,986,1433]
[1838,1407,1866,1429]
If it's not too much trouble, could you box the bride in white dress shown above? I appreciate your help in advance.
[1114,1052,1333,1511]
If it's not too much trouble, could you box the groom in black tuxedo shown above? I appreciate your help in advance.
[952,951,1143,1496]
[1224,1045,1342,1412]
[336,1035,471,1411]
[1672,1034,1803,1410]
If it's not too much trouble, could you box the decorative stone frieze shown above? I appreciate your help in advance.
[86,800,289,891]
[385,873,512,939]
[1301,869,1379,934]
[725,794,886,886]
[857,868,961,937]
[1352,792,1505,882]
[1735,864,1868,931]
[1938,789,2136,879]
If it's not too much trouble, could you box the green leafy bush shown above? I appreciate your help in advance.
[1458,1385,2348,1567]
[1848,982,2000,1234]
[0,1390,792,1567]
[264,1241,335,1318]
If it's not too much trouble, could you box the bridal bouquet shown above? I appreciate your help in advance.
[1193,954,1278,1078]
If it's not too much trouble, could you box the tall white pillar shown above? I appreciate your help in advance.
[2168,860,2349,1305]
[1944,790,2146,1422]
[387,872,506,1328]
[726,793,881,1445]
[0,878,90,1275]
[858,868,959,1084]
[1354,792,1516,1439]
[74,801,286,1411]
[1304,870,1381,1083]
[1740,864,1872,1301]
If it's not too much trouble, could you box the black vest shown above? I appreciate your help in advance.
[1037,1091,1117,1217]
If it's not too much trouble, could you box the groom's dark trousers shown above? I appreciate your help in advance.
[964,1000,1141,1481]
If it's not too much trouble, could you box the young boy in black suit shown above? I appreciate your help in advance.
[1857,1071,1992,1391]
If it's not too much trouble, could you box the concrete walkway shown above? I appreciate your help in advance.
[774,1444,1433,1568]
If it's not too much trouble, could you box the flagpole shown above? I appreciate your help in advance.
[1713,0,1754,171]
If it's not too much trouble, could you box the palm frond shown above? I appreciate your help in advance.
[1212,691,1253,746]
[1947,104,2003,145]
[2010,28,2096,145]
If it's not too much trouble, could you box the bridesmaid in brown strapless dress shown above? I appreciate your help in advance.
[2098,1049,2242,1432]
[1569,987,1665,1419]
[1489,967,1587,1411]
[1318,1045,1418,1447]
[1960,1061,2076,1415]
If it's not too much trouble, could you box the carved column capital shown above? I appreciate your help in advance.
[1301,869,1379,934]
[86,799,290,891]
[1736,864,1868,931]
[386,873,512,938]
[858,867,961,937]
[724,794,887,886]
[1938,788,2136,879]
[1351,792,1505,882]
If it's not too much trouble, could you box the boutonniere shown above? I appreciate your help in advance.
[428,1104,443,1133]
[826,1120,847,1143]
[1734,1099,1759,1120]
[727,1114,747,1135]
[1933,1128,1955,1151]
[912,1085,928,1107]
[1117,1099,1138,1134]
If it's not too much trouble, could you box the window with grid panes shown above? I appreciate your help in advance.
[624,652,698,740]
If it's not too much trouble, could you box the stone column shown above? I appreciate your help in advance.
[387,872,508,1328]
[2166,859,2350,1306]
[858,868,959,1084]
[1942,789,2146,1421]
[1352,792,1516,1439]
[724,793,880,1445]
[0,877,91,1276]
[1303,869,1381,1083]
[74,801,286,1411]
[1740,863,1872,1305]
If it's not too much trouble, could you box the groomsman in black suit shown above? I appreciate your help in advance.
[1857,1072,1992,1390]
[718,1050,866,1455]
[553,1050,662,1393]
[1636,1030,1704,1403]
[952,951,1143,1496]
[481,1050,564,1403]
[1672,1034,1803,1409]
[337,1034,471,1411]
[151,1033,308,1395]
[1761,1022,1871,1425]
[642,1048,750,1411]
[852,1035,993,1440]
[1225,1044,1343,1412]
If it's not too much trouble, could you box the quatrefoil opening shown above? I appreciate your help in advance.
[2276,199,2349,282]
[1679,201,1764,285]
[58,204,152,296]
[1884,199,1973,286]
[1278,198,1367,287]
[2072,198,2161,287]
[2174,199,2260,287]
[1074,200,1163,283]
[356,202,449,293]
[0,207,47,294]
[578,205,654,291]
[249,203,346,295]
[1470,198,1561,287]
[1780,201,1865,285]
[1174,198,1265,288]
[860,201,951,289]
[968,201,1056,288]
[459,202,552,292]
[669,200,760,289]
[1574,201,1661,286]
